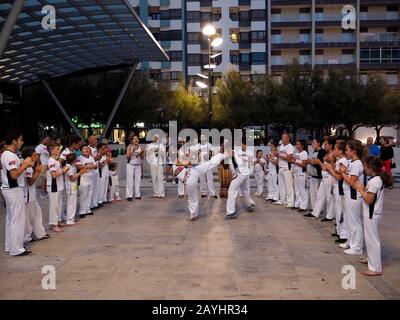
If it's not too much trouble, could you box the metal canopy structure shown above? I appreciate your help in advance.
[0,0,168,86]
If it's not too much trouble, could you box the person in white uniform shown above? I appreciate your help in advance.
[88,135,101,209]
[109,162,122,202]
[177,138,191,198]
[97,143,110,205]
[146,135,166,198]
[21,147,49,243]
[173,152,226,221]
[338,140,365,255]
[325,141,349,245]
[59,135,82,165]
[1,130,34,256]
[307,138,326,211]
[47,142,69,233]
[126,136,144,201]
[292,140,309,212]
[197,135,218,199]
[254,150,267,197]
[76,145,97,218]
[275,133,294,208]
[226,142,256,220]
[355,156,392,276]
[35,135,50,198]
[234,142,254,201]
[266,142,279,202]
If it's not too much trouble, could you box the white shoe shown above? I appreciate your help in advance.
[339,243,350,249]
[274,201,283,205]
[344,249,363,255]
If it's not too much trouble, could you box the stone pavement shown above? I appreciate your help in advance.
[0,179,399,300]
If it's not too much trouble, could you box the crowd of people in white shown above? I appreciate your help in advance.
[0,129,393,277]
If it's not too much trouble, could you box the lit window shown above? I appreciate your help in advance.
[231,33,238,43]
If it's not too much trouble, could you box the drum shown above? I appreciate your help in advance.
[218,164,232,198]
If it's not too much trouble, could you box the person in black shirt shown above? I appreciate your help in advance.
[307,138,326,212]
[380,137,394,178]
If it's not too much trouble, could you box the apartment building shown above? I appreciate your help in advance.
[131,0,400,88]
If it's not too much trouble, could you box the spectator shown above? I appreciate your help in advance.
[367,137,380,157]
[380,137,394,179]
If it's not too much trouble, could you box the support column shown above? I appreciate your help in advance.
[356,0,360,73]
[311,0,315,69]
[0,0,25,58]
[100,61,139,140]
[41,79,83,140]
[267,0,272,75]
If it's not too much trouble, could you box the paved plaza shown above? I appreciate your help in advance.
[0,179,399,300]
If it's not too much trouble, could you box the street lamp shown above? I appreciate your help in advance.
[202,24,223,125]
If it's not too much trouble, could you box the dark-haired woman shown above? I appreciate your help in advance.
[354,156,393,276]
[339,140,364,256]
[380,137,394,179]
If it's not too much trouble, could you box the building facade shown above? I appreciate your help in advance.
[131,0,400,88]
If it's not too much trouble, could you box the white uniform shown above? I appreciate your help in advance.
[175,153,225,219]
[146,142,166,198]
[77,155,95,216]
[65,163,78,224]
[293,151,309,210]
[197,143,217,197]
[89,146,100,209]
[343,159,365,253]
[1,150,27,256]
[177,144,190,197]
[362,176,384,273]
[308,148,324,210]
[47,157,64,226]
[235,147,254,198]
[226,151,255,216]
[35,144,49,166]
[311,157,334,218]
[109,169,121,201]
[278,143,295,207]
[126,145,143,199]
[59,147,73,162]
[23,167,46,241]
[98,155,109,204]
[329,157,349,239]
[254,157,267,196]
[266,154,279,201]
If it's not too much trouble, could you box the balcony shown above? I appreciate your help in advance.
[360,32,400,44]
[315,57,355,65]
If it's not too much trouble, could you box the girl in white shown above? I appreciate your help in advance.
[65,153,87,226]
[266,143,279,203]
[97,143,110,205]
[354,156,392,276]
[325,141,349,245]
[109,162,122,202]
[47,143,69,233]
[126,136,144,201]
[254,150,267,197]
[146,135,166,198]
[21,148,49,242]
[292,140,309,212]
[338,140,365,255]
[76,145,97,218]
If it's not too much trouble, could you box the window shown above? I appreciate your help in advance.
[160,30,182,41]
[231,32,238,43]
[251,10,266,21]
[201,12,212,22]
[387,6,399,12]
[187,32,200,44]
[239,11,250,21]
[299,50,311,55]
[360,6,368,12]
[271,9,281,14]
[251,31,266,43]
[188,54,202,66]
[168,50,182,61]
[240,32,250,42]
[299,8,311,13]
[187,11,200,23]
[230,51,239,65]
[252,52,266,65]
[240,53,250,65]
[170,9,182,20]
[230,11,239,21]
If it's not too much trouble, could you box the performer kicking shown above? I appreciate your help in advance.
[173,151,226,221]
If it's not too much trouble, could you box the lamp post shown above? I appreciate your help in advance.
[200,24,223,125]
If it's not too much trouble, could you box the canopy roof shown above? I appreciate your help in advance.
[0,0,168,86]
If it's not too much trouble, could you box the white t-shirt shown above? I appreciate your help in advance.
[23,167,36,202]
[65,163,78,193]
[267,153,278,175]
[76,155,95,185]
[254,157,266,174]
[47,157,64,192]
[127,145,143,165]
[333,157,349,194]
[35,144,49,166]
[343,159,364,199]
[363,176,384,217]
[60,147,73,161]
[198,143,214,163]
[1,150,24,189]
[99,155,110,177]
[146,142,166,166]
[278,143,294,169]
[293,151,308,174]
[232,149,252,176]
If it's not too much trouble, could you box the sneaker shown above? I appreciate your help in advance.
[178,195,184,199]
[344,249,363,255]
[211,195,218,199]
[274,201,283,205]
[127,198,133,201]
[225,213,237,220]
[339,243,350,249]
[298,209,307,213]
[331,233,340,238]
[247,204,256,212]
[79,214,86,219]
[201,195,207,198]
[15,250,32,257]
[135,197,142,200]
[335,238,348,244]
[87,212,95,216]
[321,217,334,222]
[304,213,314,218]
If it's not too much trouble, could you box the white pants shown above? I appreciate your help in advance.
[309,177,321,210]
[126,164,141,198]
[49,191,63,226]
[109,175,121,201]
[66,189,77,224]
[266,172,279,201]
[199,168,216,196]
[363,212,382,273]
[185,153,225,219]
[227,175,255,215]
[311,176,332,218]
[91,171,100,208]
[254,172,265,195]
[98,173,108,204]
[150,165,164,197]
[79,183,93,215]
[344,197,364,252]
[278,168,294,206]
[178,180,185,196]
[24,200,46,242]
[332,192,348,239]
[2,188,26,256]
[294,173,308,210]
